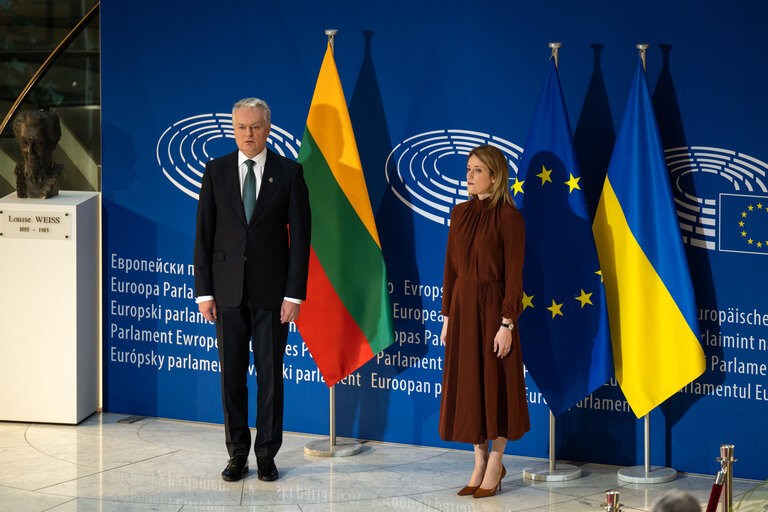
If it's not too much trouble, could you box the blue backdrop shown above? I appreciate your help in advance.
[101,0,768,480]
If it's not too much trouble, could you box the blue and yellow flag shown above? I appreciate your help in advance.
[592,60,705,418]
[516,59,613,417]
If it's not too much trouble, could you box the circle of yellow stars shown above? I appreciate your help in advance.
[511,164,582,198]
[516,164,596,318]
[522,270,603,319]
[738,202,768,248]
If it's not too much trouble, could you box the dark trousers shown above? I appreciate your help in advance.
[215,287,288,459]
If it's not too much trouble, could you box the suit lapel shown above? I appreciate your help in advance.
[251,149,283,223]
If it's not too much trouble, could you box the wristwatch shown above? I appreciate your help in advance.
[501,322,513,331]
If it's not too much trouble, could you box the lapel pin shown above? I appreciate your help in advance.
[268,177,274,183]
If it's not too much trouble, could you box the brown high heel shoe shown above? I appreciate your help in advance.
[458,459,487,496]
[457,467,485,496]
[472,464,506,498]
[457,484,480,496]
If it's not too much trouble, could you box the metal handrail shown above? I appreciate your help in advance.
[0,2,100,137]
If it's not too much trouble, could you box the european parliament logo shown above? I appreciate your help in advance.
[156,114,300,200]
[385,136,768,245]
[666,146,768,252]
[385,130,523,226]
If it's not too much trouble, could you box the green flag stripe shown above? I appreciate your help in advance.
[299,129,393,351]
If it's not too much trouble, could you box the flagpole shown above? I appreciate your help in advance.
[637,43,649,72]
[521,42,581,482]
[549,41,561,70]
[303,28,362,458]
[326,28,338,55]
[549,411,555,472]
[615,44,676,484]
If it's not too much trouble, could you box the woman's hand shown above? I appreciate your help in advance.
[441,317,449,345]
[493,324,513,358]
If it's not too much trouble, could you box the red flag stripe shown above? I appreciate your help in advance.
[295,246,375,386]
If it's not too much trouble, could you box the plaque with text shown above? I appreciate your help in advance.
[0,210,72,240]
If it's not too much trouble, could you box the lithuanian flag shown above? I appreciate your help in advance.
[295,43,394,386]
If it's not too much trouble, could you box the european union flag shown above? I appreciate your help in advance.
[719,193,768,255]
[516,58,613,417]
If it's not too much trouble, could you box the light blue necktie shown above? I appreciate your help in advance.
[243,159,257,222]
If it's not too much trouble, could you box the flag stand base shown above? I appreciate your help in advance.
[304,438,362,457]
[523,463,582,481]
[523,412,583,481]
[617,415,677,483]
[617,466,676,483]
[304,385,362,456]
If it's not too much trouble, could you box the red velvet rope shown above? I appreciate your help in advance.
[706,482,723,512]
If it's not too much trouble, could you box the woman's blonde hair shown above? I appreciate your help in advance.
[467,145,514,208]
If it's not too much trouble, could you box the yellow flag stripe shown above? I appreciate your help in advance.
[305,45,380,248]
[593,179,705,418]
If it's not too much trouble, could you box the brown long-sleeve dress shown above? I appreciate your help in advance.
[439,196,530,444]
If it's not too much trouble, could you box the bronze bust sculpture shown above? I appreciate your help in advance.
[13,109,64,199]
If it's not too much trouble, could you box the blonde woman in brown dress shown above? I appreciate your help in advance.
[439,145,530,498]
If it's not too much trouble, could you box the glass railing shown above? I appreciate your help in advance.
[0,1,100,198]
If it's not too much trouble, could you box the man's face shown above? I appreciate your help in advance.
[233,107,270,158]
[18,124,53,172]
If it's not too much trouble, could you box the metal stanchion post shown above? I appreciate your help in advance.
[603,490,622,512]
[717,444,736,512]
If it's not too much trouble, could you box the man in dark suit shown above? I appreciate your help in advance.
[194,98,310,482]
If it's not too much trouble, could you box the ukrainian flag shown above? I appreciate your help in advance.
[592,60,705,418]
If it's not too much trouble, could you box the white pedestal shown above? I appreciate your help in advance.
[617,465,677,483]
[304,439,362,457]
[524,462,583,481]
[0,191,99,424]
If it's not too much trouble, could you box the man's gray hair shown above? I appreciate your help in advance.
[650,490,700,512]
[233,98,271,124]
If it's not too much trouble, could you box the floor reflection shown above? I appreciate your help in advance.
[0,413,763,512]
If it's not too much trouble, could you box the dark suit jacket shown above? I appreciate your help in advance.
[194,149,311,309]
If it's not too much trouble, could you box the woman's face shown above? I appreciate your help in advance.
[467,155,495,199]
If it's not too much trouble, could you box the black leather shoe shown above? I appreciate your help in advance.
[256,456,279,481]
[221,455,248,481]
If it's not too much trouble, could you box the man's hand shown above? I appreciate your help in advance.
[280,300,300,324]
[198,299,217,322]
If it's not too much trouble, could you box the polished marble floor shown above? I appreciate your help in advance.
[1,413,764,512]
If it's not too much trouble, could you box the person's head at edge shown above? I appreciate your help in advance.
[649,489,700,512]
[466,145,514,208]
[232,98,271,158]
